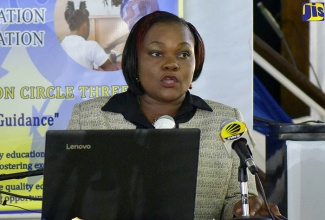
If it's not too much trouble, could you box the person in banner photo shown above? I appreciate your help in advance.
[104,0,160,54]
[61,1,120,71]
[111,0,159,30]
[67,11,283,219]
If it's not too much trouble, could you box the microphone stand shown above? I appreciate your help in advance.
[233,163,271,220]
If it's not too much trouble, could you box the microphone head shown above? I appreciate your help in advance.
[153,115,175,129]
[220,118,258,174]
[219,118,255,149]
[220,118,247,141]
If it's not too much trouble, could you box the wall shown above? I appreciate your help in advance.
[184,1,264,171]
[184,1,253,128]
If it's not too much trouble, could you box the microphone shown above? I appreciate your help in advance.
[153,115,175,129]
[256,2,283,39]
[220,118,258,175]
[257,1,301,74]
[220,119,269,220]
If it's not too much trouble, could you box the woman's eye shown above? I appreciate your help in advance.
[150,51,162,57]
[178,51,190,58]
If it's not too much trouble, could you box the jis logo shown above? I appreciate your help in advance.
[302,2,324,21]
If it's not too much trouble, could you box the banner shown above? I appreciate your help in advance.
[0,0,181,213]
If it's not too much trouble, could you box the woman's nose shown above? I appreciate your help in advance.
[162,58,179,70]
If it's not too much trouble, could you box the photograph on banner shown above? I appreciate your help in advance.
[54,0,179,71]
[0,0,182,213]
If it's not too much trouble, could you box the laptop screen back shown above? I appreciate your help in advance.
[42,128,200,220]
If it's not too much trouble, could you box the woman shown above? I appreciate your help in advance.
[68,11,281,219]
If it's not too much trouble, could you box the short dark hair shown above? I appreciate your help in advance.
[122,11,205,96]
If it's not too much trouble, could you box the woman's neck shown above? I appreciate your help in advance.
[137,96,184,124]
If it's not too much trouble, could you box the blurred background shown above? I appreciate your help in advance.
[251,0,325,177]
[253,0,325,122]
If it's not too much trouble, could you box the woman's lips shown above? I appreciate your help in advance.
[160,76,179,87]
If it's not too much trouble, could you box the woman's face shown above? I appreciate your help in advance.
[137,22,195,104]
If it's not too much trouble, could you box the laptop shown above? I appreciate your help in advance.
[41,128,201,220]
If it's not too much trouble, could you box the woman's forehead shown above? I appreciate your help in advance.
[145,22,193,40]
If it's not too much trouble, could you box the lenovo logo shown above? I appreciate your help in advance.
[66,144,91,150]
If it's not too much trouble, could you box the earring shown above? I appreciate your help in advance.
[189,84,192,89]
[135,77,140,83]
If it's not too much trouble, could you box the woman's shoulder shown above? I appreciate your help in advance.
[204,99,236,111]
[75,96,111,108]
[202,99,242,119]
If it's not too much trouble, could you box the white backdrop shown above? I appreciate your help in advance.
[184,0,253,129]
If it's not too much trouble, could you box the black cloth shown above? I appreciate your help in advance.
[101,90,212,128]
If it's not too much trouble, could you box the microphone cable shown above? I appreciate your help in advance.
[254,174,288,220]
[1,196,41,214]
[0,190,42,214]
[0,189,42,201]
